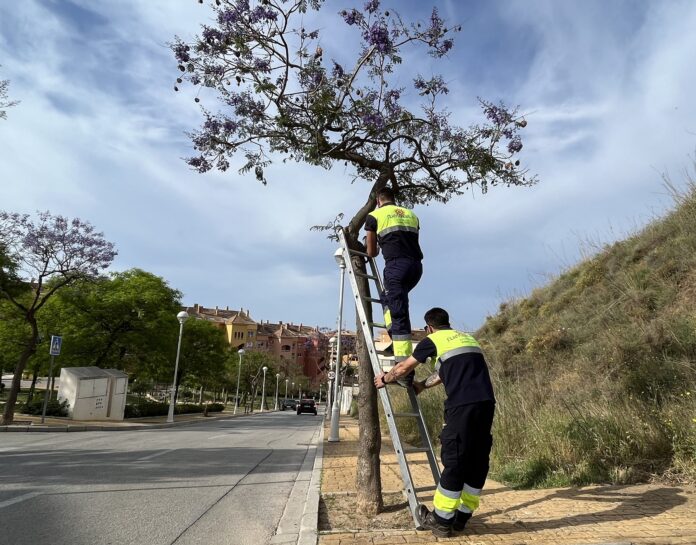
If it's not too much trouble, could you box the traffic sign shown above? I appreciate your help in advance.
[328,371,336,380]
[49,335,62,356]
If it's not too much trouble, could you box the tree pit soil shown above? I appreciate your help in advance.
[319,492,413,532]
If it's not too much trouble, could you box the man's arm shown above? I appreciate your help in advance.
[366,230,379,258]
[374,355,419,388]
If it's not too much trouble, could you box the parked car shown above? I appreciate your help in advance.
[297,398,317,416]
[280,398,297,411]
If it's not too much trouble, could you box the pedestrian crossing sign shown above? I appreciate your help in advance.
[49,335,62,356]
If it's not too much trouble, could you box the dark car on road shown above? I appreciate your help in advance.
[296,398,317,415]
[280,398,297,411]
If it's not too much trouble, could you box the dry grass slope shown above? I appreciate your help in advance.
[387,175,696,489]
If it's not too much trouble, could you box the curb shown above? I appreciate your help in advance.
[299,423,324,545]
[271,415,324,545]
[0,409,274,432]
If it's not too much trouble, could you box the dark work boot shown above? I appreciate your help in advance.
[453,511,472,532]
[416,505,452,538]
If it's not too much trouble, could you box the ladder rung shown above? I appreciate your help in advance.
[392,412,419,417]
[361,296,382,304]
[370,322,386,329]
[354,271,379,280]
[348,249,371,258]
[414,485,437,493]
[402,446,431,454]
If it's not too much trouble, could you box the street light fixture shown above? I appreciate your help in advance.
[292,381,295,398]
[285,378,289,401]
[260,366,268,412]
[234,349,245,415]
[329,248,346,442]
[167,311,189,423]
[274,373,280,411]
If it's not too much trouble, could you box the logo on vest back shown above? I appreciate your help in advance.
[394,208,405,217]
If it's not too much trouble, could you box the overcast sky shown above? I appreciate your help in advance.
[1,0,695,332]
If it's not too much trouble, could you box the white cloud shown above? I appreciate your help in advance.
[1,0,695,330]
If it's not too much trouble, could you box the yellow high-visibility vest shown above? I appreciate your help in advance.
[367,204,419,237]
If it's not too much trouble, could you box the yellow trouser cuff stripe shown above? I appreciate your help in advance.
[393,340,412,357]
[433,490,459,512]
[459,492,480,512]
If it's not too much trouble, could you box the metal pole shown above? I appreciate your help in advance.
[167,321,185,423]
[40,355,56,424]
[285,379,289,401]
[329,260,346,442]
[274,374,280,411]
[234,350,243,415]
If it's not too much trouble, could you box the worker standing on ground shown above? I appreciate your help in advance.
[374,307,496,538]
[365,186,423,383]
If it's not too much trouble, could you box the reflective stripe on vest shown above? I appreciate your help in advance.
[367,204,419,237]
[428,330,482,371]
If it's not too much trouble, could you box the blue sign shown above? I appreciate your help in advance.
[49,335,62,356]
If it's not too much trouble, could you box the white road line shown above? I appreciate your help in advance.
[0,492,42,510]
[0,447,18,453]
[208,433,229,439]
[135,449,177,462]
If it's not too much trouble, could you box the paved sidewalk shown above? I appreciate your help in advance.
[320,418,696,545]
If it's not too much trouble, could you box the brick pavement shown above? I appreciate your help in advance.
[320,418,696,545]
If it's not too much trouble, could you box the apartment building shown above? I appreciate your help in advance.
[183,304,328,383]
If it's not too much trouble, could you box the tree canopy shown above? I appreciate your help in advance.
[172,0,534,234]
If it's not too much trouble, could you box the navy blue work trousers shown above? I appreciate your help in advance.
[383,257,422,337]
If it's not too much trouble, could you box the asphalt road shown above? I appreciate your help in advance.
[0,410,323,545]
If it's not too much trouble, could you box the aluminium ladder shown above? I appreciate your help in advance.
[337,226,441,528]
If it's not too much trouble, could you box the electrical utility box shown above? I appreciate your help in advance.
[57,367,129,421]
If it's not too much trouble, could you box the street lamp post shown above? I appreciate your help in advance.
[327,337,336,418]
[329,248,346,442]
[274,373,280,411]
[167,311,189,423]
[234,349,245,415]
[260,366,268,412]
[292,381,295,398]
[285,378,289,401]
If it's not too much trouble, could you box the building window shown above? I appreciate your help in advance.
[282,344,291,352]
[248,331,254,338]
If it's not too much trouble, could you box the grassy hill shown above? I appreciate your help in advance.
[392,180,696,488]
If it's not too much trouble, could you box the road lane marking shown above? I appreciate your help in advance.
[0,492,42,510]
[136,449,177,462]
[0,447,18,452]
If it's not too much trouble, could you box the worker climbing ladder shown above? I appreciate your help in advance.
[337,226,441,528]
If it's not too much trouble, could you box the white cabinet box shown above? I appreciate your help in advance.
[57,367,129,421]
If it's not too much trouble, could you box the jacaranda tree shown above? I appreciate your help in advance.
[172,0,535,514]
[0,212,116,424]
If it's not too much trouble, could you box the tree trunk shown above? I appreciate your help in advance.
[2,315,38,425]
[347,230,384,515]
